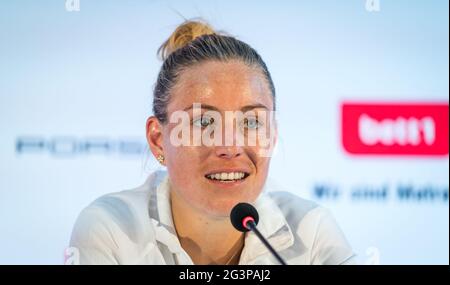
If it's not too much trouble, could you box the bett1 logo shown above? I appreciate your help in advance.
[341,102,449,156]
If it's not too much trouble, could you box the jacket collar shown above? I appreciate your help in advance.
[147,171,294,262]
[239,190,294,263]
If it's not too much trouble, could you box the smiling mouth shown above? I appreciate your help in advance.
[204,171,250,183]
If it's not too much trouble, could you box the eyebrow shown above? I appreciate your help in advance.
[183,103,270,112]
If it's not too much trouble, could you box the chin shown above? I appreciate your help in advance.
[200,194,256,218]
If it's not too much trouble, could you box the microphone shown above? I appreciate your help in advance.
[230,203,287,265]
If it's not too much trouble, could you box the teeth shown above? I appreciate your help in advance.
[206,172,247,181]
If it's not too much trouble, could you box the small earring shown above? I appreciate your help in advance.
[156,154,165,164]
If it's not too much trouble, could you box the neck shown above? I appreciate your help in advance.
[170,189,244,265]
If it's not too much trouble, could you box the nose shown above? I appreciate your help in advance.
[215,145,243,159]
[212,115,246,159]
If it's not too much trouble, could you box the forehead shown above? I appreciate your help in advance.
[168,60,273,111]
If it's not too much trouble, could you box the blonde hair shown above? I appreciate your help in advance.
[158,20,216,61]
[153,19,276,124]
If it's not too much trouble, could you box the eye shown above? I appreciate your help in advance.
[193,116,215,128]
[243,117,262,129]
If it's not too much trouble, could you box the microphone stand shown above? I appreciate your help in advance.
[246,220,287,265]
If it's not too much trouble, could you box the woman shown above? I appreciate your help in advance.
[70,20,356,265]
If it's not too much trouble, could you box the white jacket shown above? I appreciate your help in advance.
[70,171,356,265]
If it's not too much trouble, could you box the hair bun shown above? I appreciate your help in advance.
[158,20,216,61]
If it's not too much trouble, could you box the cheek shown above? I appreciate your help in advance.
[254,157,271,187]
[163,145,212,196]
[165,146,201,182]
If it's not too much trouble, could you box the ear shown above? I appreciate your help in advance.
[146,116,164,159]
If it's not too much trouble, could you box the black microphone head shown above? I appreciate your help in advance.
[230,203,259,232]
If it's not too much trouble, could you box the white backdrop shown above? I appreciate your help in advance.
[0,0,448,264]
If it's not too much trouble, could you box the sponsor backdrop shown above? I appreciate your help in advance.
[0,0,448,264]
